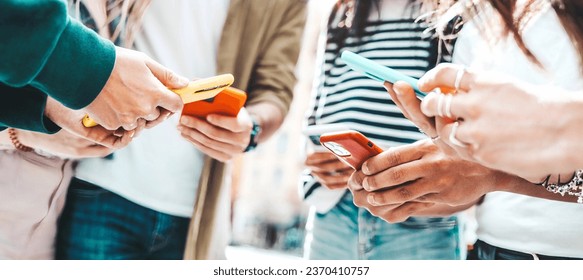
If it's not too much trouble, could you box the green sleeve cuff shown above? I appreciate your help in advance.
[0,84,61,134]
[31,17,116,110]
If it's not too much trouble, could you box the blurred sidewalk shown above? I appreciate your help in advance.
[226,245,303,261]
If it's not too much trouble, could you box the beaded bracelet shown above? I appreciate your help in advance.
[8,128,33,152]
[541,170,583,204]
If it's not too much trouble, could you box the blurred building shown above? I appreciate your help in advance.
[230,0,335,257]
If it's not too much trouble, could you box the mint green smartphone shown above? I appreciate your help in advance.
[341,51,426,98]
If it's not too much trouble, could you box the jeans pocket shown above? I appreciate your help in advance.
[68,178,109,198]
[398,216,457,229]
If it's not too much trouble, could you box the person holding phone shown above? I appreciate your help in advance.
[56,0,306,260]
[301,0,462,260]
[350,0,583,260]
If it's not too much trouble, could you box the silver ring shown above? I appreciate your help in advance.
[444,94,453,119]
[437,93,445,117]
[454,67,466,92]
[449,121,468,148]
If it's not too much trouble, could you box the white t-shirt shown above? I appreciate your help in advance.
[75,0,231,218]
[453,6,583,257]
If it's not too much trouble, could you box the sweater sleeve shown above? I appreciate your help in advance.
[0,84,61,133]
[246,0,307,116]
[0,0,116,110]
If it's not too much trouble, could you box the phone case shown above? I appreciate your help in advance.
[182,87,247,118]
[341,51,427,98]
[82,74,235,128]
[320,130,383,170]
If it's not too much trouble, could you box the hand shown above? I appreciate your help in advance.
[305,151,353,190]
[84,47,186,131]
[347,139,494,222]
[178,108,254,162]
[384,81,459,157]
[17,129,113,159]
[45,97,132,149]
[417,63,574,180]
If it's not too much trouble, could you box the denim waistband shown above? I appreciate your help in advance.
[473,240,583,260]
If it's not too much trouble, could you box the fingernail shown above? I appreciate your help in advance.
[362,162,370,175]
[363,177,370,191]
[130,131,135,138]
[367,194,378,206]
[180,117,188,125]
[177,76,189,86]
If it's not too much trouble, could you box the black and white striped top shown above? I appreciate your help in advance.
[302,18,446,205]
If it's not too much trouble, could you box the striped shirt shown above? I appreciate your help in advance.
[302,18,447,209]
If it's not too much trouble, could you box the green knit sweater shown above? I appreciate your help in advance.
[0,0,116,133]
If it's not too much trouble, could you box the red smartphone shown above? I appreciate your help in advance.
[319,130,383,170]
[182,87,247,118]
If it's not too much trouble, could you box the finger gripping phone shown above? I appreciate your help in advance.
[182,87,247,118]
[320,130,383,170]
[341,51,427,99]
[82,74,235,128]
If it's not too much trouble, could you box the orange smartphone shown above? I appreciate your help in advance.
[181,87,247,118]
[320,130,383,170]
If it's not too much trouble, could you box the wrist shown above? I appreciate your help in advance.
[0,130,12,148]
[244,115,262,153]
[7,128,33,152]
[558,93,583,171]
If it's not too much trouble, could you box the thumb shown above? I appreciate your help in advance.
[146,59,189,89]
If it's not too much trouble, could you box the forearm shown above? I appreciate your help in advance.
[0,84,60,133]
[496,171,579,203]
[246,102,285,143]
[416,200,478,217]
[0,130,13,151]
[558,92,583,173]
[0,0,115,109]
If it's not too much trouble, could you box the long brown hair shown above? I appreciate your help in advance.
[425,0,583,68]
[71,0,151,48]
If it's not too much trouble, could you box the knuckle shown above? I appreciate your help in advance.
[389,168,405,183]
[384,152,401,167]
[397,187,413,200]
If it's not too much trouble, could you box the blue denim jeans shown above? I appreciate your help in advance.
[305,192,461,260]
[56,178,190,260]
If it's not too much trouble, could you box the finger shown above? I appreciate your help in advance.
[145,58,186,113]
[121,121,139,131]
[366,179,437,206]
[418,63,475,93]
[347,170,366,191]
[378,202,436,223]
[146,109,172,129]
[207,114,250,133]
[145,58,189,89]
[180,116,237,145]
[144,107,162,122]
[362,159,427,191]
[361,141,426,175]
[113,127,125,137]
[437,121,475,161]
[311,170,351,187]
[180,133,232,162]
[133,118,147,138]
[351,189,401,213]
[308,160,352,173]
[392,81,437,137]
[323,183,350,190]
[420,91,471,120]
[305,151,340,165]
[81,126,130,149]
[178,125,242,154]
